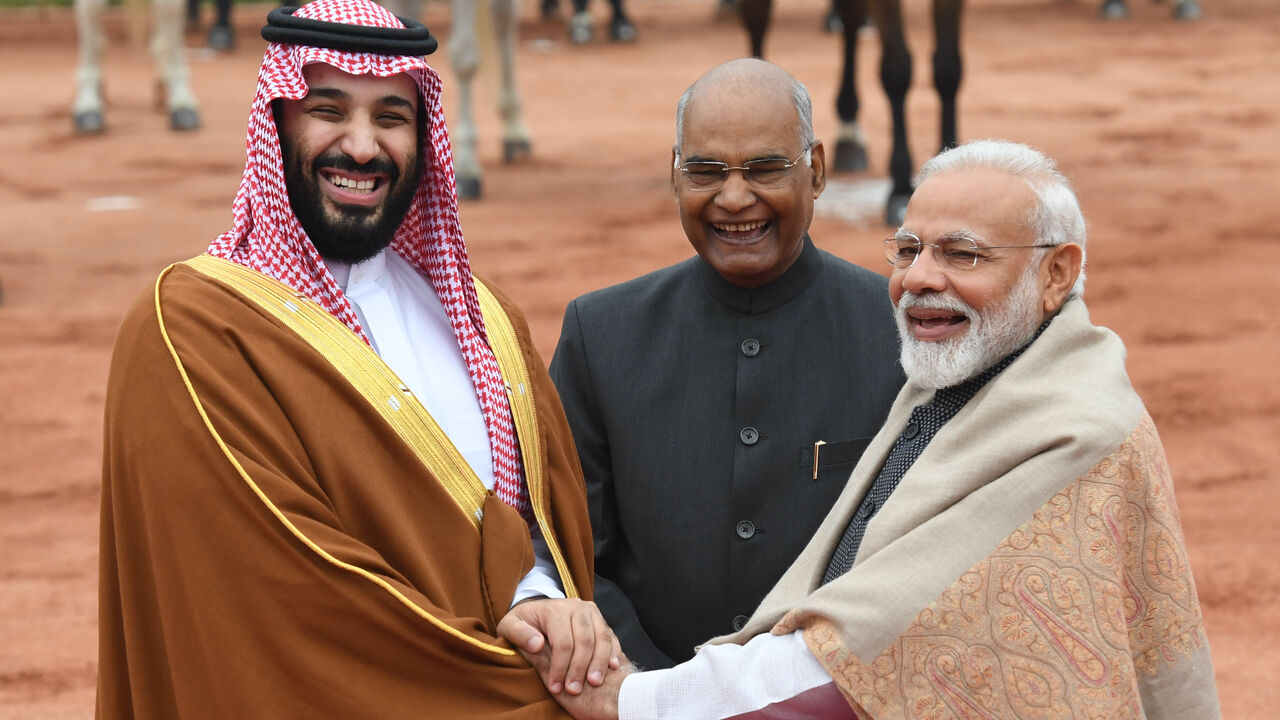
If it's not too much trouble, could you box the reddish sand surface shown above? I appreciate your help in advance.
[1,0,1277,716]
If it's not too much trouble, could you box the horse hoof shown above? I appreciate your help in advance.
[170,107,201,131]
[569,13,593,44]
[502,139,532,163]
[610,15,637,43]
[208,23,235,51]
[1173,0,1201,20]
[540,0,560,21]
[885,192,911,227]
[1099,0,1128,20]
[833,139,869,173]
[457,176,482,200]
[822,8,843,33]
[74,110,105,134]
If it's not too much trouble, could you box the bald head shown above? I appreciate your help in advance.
[674,59,814,162]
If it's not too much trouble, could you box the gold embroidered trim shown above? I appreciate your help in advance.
[166,256,514,657]
[474,278,579,600]
[186,254,487,528]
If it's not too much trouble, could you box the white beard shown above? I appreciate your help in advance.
[895,262,1044,390]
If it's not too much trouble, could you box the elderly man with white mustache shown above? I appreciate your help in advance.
[522,139,1222,720]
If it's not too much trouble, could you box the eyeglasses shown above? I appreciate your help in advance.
[884,234,1057,272]
[678,149,809,191]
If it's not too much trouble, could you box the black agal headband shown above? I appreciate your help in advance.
[261,6,439,56]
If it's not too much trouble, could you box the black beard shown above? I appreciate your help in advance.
[281,142,421,264]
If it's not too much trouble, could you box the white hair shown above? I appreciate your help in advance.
[916,139,1088,298]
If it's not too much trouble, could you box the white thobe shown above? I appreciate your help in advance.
[328,250,564,607]
[620,630,852,719]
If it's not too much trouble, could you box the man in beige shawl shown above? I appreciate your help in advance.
[521,139,1221,719]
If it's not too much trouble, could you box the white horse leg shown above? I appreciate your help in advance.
[449,0,483,199]
[492,0,531,162]
[378,0,422,21]
[72,0,107,133]
[151,0,201,130]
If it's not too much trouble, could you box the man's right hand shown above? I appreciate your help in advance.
[497,597,623,696]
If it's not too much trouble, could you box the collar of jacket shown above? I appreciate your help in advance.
[696,234,821,315]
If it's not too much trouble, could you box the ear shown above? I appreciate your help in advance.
[808,140,827,198]
[1041,243,1083,316]
[670,148,680,195]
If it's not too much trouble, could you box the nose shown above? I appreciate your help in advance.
[712,169,758,213]
[898,246,949,295]
[337,116,381,165]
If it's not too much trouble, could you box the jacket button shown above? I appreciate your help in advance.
[740,427,759,445]
[736,520,756,539]
[740,338,760,357]
[902,422,920,440]
[732,614,749,632]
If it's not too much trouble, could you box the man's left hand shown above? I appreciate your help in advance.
[498,597,623,695]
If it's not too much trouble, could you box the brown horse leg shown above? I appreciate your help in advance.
[739,0,771,58]
[832,0,869,172]
[870,0,914,225]
[932,0,963,152]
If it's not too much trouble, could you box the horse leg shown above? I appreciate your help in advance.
[208,0,234,50]
[607,0,636,42]
[1099,0,1128,19]
[870,0,914,225]
[824,0,843,32]
[738,0,771,58]
[832,0,869,172]
[541,0,560,20]
[378,0,420,20]
[449,0,484,199]
[1172,0,1201,19]
[152,0,201,130]
[72,0,107,133]
[569,0,594,44]
[492,0,532,163]
[932,0,962,153]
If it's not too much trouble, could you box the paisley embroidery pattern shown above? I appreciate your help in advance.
[785,414,1208,718]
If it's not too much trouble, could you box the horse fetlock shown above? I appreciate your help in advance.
[569,12,594,44]
[1173,0,1201,20]
[72,72,105,114]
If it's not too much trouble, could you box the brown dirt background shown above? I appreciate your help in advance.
[1,0,1277,716]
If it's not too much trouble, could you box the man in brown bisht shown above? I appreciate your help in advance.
[530,139,1221,719]
[97,1,618,716]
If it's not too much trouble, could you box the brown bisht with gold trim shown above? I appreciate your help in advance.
[98,257,593,718]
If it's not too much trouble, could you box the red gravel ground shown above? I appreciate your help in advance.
[1,0,1277,716]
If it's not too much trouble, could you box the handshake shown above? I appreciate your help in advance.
[497,597,636,720]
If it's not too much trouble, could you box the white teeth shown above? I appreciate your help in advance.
[327,174,376,192]
[714,221,767,232]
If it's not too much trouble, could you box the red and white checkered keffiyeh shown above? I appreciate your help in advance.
[207,0,529,520]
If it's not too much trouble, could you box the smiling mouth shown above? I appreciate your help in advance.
[325,172,382,194]
[711,220,771,242]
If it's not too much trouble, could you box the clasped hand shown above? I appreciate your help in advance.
[497,597,625,696]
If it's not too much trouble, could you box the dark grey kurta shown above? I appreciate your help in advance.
[549,238,904,669]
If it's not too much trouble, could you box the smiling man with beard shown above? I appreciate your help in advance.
[526,139,1221,720]
[97,1,620,716]
[548,58,904,672]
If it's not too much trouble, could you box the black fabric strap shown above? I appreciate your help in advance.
[261,6,438,56]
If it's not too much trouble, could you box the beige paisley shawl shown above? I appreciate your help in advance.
[713,297,1221,719]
